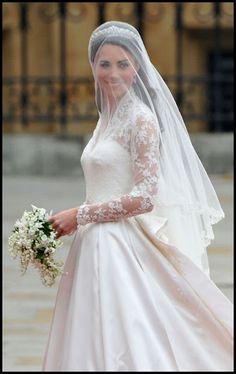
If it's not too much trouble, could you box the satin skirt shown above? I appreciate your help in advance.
[42,219,233,371]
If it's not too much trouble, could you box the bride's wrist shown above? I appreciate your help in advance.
[76,204,89,226]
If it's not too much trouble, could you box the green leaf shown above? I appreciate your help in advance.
[35,248,46,260]
[42,222,53,236]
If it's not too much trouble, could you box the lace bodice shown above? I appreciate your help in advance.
[76,93,160,226]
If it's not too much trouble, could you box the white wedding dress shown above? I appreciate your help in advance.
[43,94,233,372]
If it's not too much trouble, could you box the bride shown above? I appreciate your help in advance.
[43,21,233,371]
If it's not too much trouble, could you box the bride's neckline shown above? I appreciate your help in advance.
[102,87,136,121]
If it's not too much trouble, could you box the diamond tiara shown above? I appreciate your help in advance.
[90,25,141,44]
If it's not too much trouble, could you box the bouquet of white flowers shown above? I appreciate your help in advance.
[8,205,64,287]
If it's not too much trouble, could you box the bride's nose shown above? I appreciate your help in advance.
[108,67,120,80]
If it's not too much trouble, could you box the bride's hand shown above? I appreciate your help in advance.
[48,208,78,238]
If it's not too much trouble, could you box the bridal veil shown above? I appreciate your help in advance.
[87,21,225,275]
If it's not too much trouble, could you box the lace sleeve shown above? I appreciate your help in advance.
[76,115,160,225]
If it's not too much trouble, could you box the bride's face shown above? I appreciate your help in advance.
[94,44,138,102]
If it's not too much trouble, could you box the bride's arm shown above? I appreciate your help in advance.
[77,116,160,225]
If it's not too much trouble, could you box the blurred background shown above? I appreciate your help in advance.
[3,2,234,372]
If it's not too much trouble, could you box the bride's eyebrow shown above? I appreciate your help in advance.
[99,59,130,63]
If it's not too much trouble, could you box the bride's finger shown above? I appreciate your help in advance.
[56,230,63,239]
[48,216,54,223]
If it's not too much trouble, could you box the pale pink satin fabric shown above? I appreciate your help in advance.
[43,112,233,371]
[43,219,233,371]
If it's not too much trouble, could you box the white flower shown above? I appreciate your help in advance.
[29,228,36,235]
[41,234,48,242]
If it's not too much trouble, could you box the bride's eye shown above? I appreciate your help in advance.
[119,61,130,69]
[99,61,110,68]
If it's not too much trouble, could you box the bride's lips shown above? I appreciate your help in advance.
[106,81,123,86]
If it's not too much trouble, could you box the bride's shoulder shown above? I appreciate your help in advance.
[133,99,157,127]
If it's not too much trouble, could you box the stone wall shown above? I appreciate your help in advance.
[3,133,233,176]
